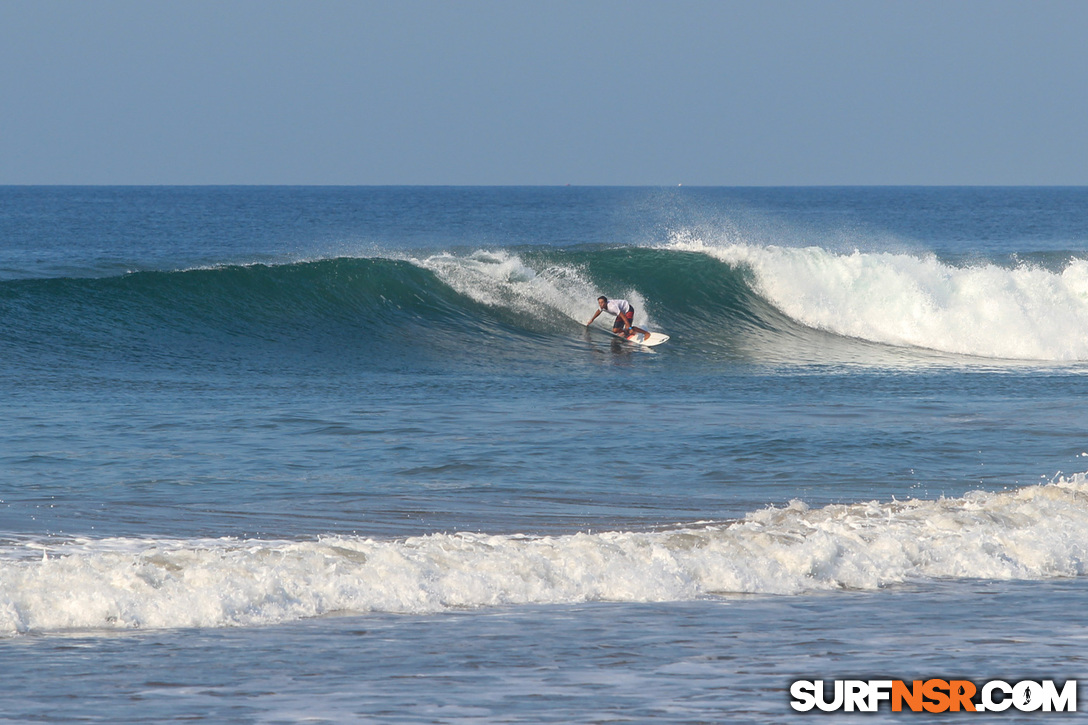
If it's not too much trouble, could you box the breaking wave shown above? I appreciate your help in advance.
[3,240,1088,368]
[3,474,1087,634]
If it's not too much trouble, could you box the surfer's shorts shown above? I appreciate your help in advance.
[612,309,635,332]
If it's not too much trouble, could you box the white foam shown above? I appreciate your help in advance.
[4,476,1088,634]
[669,235,1088,360]
[410,250,655,329]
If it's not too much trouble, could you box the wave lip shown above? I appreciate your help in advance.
[3,475,1088,635]
[670,235,1088,361]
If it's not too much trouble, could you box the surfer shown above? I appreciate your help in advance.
[586,296,651,339]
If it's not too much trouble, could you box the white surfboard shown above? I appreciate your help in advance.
[610,330,670,347]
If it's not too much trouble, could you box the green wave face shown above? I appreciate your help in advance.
[0,250,779,368]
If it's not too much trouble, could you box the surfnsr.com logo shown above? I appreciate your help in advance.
[790,679,1078,713]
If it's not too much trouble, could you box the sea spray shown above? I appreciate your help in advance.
[411,249,657,331]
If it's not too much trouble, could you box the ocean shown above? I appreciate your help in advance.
[2,186,1087,722]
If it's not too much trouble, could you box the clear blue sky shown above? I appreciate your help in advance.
[2,0,1086,185]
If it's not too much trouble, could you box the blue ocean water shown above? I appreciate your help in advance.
[2,186,1088,722]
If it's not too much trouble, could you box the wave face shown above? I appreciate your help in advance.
[5,241,1088,371]
[0,257,524,372]
[3,475,1087,634]
[0,249,773,371]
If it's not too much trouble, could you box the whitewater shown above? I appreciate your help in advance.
[668,233,1088,361]
[3,186,1088,722]
[5,474,1088,635]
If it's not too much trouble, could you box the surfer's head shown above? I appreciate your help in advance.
[597,296,608,309]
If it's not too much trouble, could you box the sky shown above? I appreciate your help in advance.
[1,0,1086,186]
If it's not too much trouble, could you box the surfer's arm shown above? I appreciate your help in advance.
[586,309,602,326]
